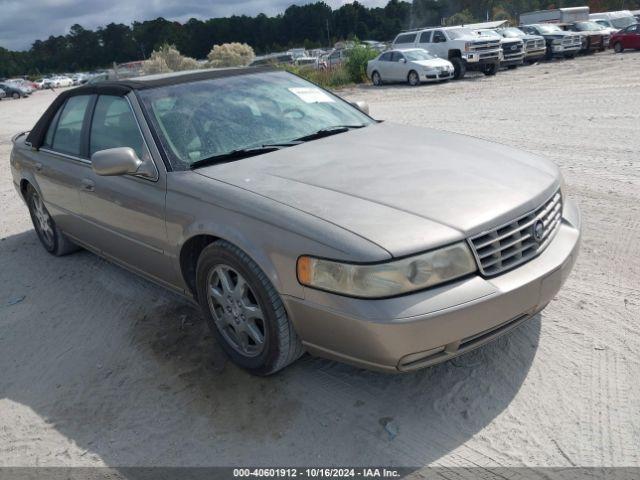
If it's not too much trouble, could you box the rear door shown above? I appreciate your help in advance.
[36,94,94,237]
[78,93,177,287]
[416,30,433,52]
[628,24,640,48]
[431,30,448,58]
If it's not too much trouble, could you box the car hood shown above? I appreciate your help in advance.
[194,122,560,257]
[410,58,452,68]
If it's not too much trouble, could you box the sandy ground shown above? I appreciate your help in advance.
[1,51,639,472]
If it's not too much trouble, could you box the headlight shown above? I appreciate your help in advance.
[297,242,477,298]
[552,39,563,45]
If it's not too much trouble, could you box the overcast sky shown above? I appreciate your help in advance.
[0,0,389,51]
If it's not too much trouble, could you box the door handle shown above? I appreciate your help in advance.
[35,162,43,172]
[81,179,95,192]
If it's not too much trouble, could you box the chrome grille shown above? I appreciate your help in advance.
[469,192,563,276]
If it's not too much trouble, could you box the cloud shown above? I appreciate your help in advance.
[0,0,389,51]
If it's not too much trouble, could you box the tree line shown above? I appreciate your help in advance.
[1,0,637,77]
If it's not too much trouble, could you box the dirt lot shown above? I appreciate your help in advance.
[1,52,639,472]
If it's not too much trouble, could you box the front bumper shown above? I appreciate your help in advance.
[551,44,581,55]
[525,48,547,61]
[422,70,454,82]
[284,198,581,373]
[501,54,525,66]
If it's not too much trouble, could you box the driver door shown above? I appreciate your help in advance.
[78,94,178,287]
[389,52,407,81]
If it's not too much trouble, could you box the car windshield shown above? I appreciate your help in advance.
[537,24,562,33]
[137,71,373,169]
[574,22,603,31]
[611,16,636,28]
[501,28,525,38]
[447,28,476,39]
[403,50,436,61]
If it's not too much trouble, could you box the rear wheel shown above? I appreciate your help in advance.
[196,240,304,375]
[613,42,623,53]
[26,185,79,256]
[450,57,466,79]
[407,70,420,86]
[12,92,20,99]
[371,71,382,86]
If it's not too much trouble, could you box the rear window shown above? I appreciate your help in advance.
[394,33,417,44]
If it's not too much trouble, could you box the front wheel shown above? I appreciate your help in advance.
[613,42,623,53]
[196,240,304,375]
[407,70,420,86]
[371,71,382,86]
[450,57,466,79]
[482,63,498,76]
[12,92,20,99]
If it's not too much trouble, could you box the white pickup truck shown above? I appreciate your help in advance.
[392,26,503,79]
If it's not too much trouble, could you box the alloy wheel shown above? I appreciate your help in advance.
[30,190,54,249]
[408,71,419,86]
[206,265,266,357]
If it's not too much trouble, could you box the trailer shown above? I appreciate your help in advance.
[519,6,589,25]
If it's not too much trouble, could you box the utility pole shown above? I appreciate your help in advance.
[326,19,330,47]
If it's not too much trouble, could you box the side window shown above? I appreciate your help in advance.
[419,31,432,43]
[89,95,147,160]
[433,31,447,43]
[395,33,417,44]
[379,52,393,61]
[51,95,91,156]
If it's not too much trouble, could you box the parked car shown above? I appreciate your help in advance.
[590,11,637,31]
[565,21,610,52]
[7,79,35,93]
[609,23,640,52]
[294,56,321,70]
[10,67,581,375]
[520,6,589,25]
[498,27,547,63]
[477,29,524,69]
[0,82,29,99]
[249,53,295,67]
[520,24,582,59]
[392,26,502,79]
[325,48,349,68]
[367,48,455,86]
[0,88,6,100]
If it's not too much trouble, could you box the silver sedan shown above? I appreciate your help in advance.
[10,68,580,375]
[367,48,455,86]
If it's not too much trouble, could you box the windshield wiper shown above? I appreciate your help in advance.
[190,145,287,170]
[292,125,366,143]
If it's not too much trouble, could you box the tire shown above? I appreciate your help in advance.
[195,240,304,375]
[26,185,79,256]
[12,92,20,99]
[482,63,498,76]
[545,45,554,61]
[407,70,420,86]
[450,57,466,79]
[371,71,382,86]
[507,64,518,70]
[613,42,623,53]
[564,53,576,59]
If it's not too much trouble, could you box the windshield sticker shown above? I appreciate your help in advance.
[288,87,335,103]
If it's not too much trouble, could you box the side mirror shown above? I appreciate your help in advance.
[351,101,370,115]
[91,147,142,176]
[400,58,407,63]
